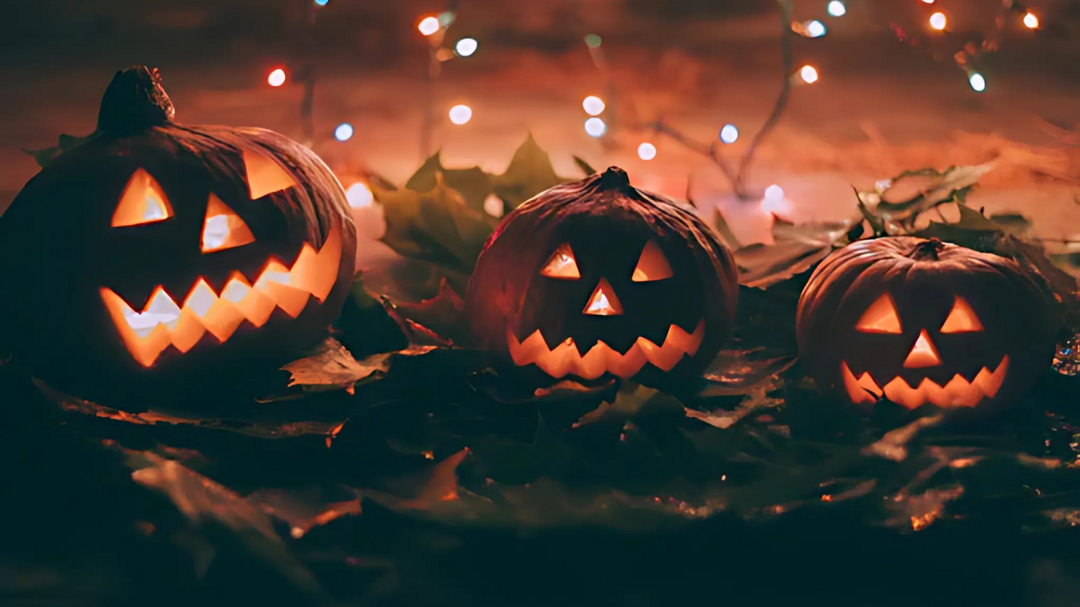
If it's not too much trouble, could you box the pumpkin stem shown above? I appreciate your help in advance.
[97,66,176,137]
[911,237,945,260]
[596,167,633,193]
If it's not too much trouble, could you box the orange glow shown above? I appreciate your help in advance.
[583,278,623,316]
[841,356,1008,409]
[540,243,581,280]
[855,294,902,334]
[1023,12,1039,29]
[201,193,256,253]
[903,330,942,368]
[242,148,297,200]
[507,320,705,379]
[940,296,983,333]
[631,240,673,282]
[112,168,174,227]
[100,225,343,367]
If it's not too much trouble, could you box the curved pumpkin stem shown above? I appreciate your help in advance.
[97,66,176,137]
[910,237,946,261]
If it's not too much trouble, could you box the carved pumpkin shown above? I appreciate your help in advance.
[796,237,1056,410]
[0,67,356,391]
[465,167,738,386]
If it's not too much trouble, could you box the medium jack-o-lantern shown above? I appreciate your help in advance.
[465,167,738,386]
[797,237,1056,410]
[0,67,356,390]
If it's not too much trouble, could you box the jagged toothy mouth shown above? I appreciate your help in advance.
[841,355,1009,409]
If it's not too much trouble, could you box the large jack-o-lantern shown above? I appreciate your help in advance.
[465,167,738,386]
[796,237,1056,411]
[0,67,356,391]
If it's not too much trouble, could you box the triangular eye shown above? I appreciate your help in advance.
[201,193,255,253]
[242,147,297,199]
[940,296,983,333]
[631,240,673,282]
[540,243,581,280]
[855,294,902,333]
[112,168,174,227]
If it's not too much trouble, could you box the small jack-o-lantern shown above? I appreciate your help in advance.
[0,67,356,390]
[797,237,1056,410]
[465,167,738,386]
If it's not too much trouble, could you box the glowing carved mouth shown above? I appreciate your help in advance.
[100,225,342,367]
[841,355,1009,409]
[507,320,705,380]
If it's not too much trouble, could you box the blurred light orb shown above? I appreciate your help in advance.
[969,72,986,92]
[637,142,657,161]
[267,68,287,87]
[455,38,478,57]
[720,124,739,144]
[484,194,504,218]
[313,0,329,6]
[929,12,947,30]
[1023,12,1039,29]
[346,183,373,208]
[761,185,789,215]
[827,1,846,17]
[921,0,934,3]
[449,104,473,125]
[799,65,819,84]
[418,16,440,36]
[806,20,826,38]
[585,34,603,48]
[333,123,354,142]
[582,95,606,116]
[584,117,607,138]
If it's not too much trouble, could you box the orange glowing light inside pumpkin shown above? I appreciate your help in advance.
[631,240,673,282]
[540,243,581,280]
[583,278,623,316]
[508,320,705,379]
[841,356,1008,409]
[100,224,343,367]
[242,147,298,200]
[940,296,983,333]
[201,193,256,253]
[855,294,902,334]
[112,168,175,227]
[903,330,942,368]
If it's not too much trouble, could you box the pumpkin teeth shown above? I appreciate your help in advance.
[99,224,342,368]
[841,356,1009,409]
[507,320,705,380]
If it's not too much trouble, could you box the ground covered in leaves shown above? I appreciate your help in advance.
[2,138,1080,606]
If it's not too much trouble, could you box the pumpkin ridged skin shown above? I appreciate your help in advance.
[0,67,356,398]
[465,167,738,388]
[796,236,1057,411]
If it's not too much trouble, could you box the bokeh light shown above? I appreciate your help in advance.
[334,123,354,142]
[314,0,329,6]
[418,16,440,36]
[806,20,826,38]
[346,183,373,208]
[455,38,478,57]
[929,12,947,30]
[799,65,819,84]
[827,1,846,17]
[582,95,606,116]
[584,117,607,138]
[484,194,504,218]
[720,124,739,144]
[585,34,603,48]
[761,185,790,215]
[968,72,986,92]
[267,68,287,87]
[637,142,657,161]
[1023,12,1039,29]
[449,104,473,125]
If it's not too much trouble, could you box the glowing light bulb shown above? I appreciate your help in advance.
[799,65,819,84]
[720,124,739,144]
[1023,12,1039,29]
[448,104,473,125]
[418,16,440,36]
[455,38,478,57]
[637,142,657,160]
[584,117,606,138]
[806,20,826,38]
[929,12,947,30]
[267,68,287,87]
[346,183,373,208]
[827,1,846,17]
[334,123,354,142]
[969,72,986,92]
[582,95,606,116]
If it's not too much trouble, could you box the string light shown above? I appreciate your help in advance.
[448,104,473,125]
[346,183,373,208]
[584,117,607,138]
[968,72,986,92]
[720,124,739,144]
[761,185,789,215]
[929,12,947,31]
[799,65,819,84]
[267,68,287,87]
[1023,12,1039,29]
[806,20,827,38]
[455,38,478,57]
[418,16,440,36]
[582,96,606,116]
[826,1,846,17]
[637,142,657,160]
[334,123,354,142]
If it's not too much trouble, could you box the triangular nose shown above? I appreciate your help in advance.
[903,329,942,368]
[583,278,623,316]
